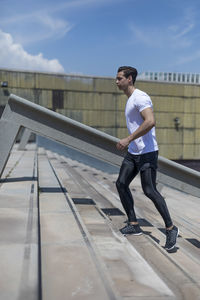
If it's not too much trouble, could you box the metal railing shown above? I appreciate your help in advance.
[0,94,123,176]
[0,94,199,196]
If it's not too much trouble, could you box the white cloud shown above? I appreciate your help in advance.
[0,30,65,73]
[0,0,112,46]
[0,12,73,46]
[169,6,195,39]
[130,6,196,50]
[16,15,72,46]
[130,22,194,50]
[175,50,200,66]
[130,25,162,47]
[170,22,194,39]
[0,0,118,73]
[47,0,118,14]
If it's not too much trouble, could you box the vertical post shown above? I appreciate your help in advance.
[18,128,32,150]
[0,119,21,177]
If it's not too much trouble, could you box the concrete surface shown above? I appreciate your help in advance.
[0,143,200,300]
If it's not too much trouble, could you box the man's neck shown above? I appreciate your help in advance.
[124,85,135,97]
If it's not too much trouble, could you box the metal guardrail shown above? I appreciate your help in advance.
[0,94,123,177]
[0,94,199,196]
[157,156,200,196]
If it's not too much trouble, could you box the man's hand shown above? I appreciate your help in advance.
[116,137,130,151]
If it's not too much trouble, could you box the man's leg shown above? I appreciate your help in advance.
[116,154,138,223]
[116,154,142,235]
[140,167,173,227]
[140,167,179,249]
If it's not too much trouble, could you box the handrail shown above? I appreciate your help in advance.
[0,94,199,196]
[158,156,200,195]
[0,94,123,178]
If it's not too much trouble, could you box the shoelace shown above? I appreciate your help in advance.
[165,231,171,243]
[123,224,134,232]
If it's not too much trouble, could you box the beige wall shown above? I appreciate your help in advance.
[136,81,200,159]
[0,69,200,160]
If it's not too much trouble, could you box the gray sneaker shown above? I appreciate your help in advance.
[165,225,179,250]
[120,224,142,235]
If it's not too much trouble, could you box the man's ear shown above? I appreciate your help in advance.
[128,75,133,84]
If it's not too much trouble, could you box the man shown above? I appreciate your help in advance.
[115,66,178,251]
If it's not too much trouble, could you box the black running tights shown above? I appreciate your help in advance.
[116,160,173,228]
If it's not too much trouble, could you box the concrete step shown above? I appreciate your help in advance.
[46,150,200,300]
[0,144,39,300]
[46,150,176,299]
[38,148,119,300]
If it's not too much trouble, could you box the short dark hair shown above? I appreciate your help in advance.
[117,66,138,84]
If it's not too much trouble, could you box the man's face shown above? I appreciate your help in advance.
[116,71,130,91]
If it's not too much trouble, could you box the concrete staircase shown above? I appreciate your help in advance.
[0,143,200,300]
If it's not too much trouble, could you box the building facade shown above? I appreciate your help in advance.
[0,68,200,162]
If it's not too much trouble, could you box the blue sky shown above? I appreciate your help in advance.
[1,0,200,77]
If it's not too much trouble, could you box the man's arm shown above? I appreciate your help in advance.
[116,107,156,151]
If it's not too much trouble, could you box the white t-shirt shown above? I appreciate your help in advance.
[125,88,158,155]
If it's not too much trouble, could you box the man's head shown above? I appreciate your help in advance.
[116,66,138,94]
[117,66,138,84]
